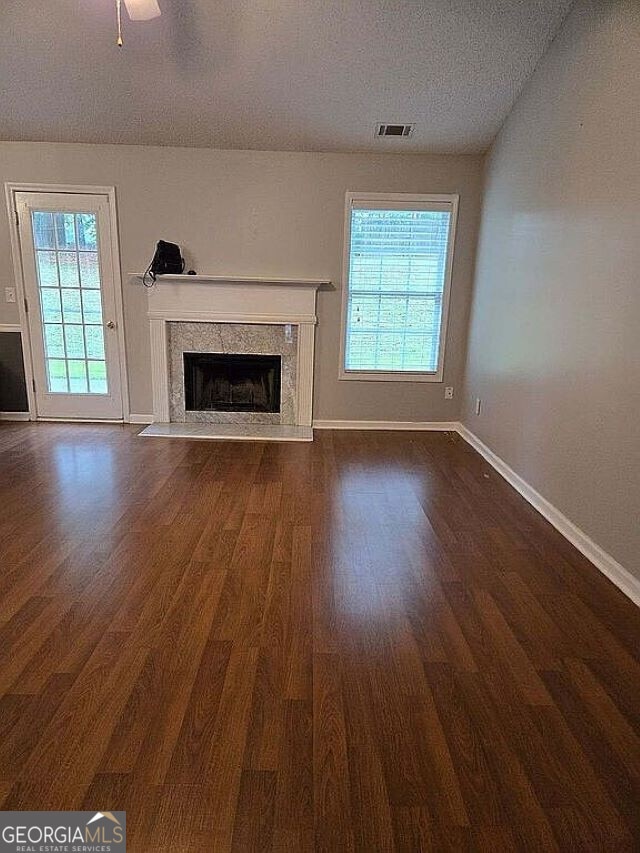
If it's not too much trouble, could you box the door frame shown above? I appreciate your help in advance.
[4,183,130,422]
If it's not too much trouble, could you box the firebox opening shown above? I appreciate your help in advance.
[183,353,281,413]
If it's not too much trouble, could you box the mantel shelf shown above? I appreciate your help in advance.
[130,273,331,288]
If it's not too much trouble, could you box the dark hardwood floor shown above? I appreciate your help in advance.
[0,422,638,851]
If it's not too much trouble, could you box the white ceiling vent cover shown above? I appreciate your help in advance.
[376,123,414,138]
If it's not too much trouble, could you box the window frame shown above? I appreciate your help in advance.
[339,191,459,383]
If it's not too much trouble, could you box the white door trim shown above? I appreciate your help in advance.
[4,183,130,422]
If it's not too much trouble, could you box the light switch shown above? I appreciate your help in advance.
[5,287,16,303]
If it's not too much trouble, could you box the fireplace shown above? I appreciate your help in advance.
[145,276,325,439]
[183,352,281,413]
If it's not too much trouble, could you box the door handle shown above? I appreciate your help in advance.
[106,320,116,329]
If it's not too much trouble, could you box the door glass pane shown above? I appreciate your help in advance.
[44,324,65,358]
[79,253,100,288]
[41,289,62,322]
[85,325,105,360]
[37,251,58,287]
[54,213,77,250]
[31,210,108,396]
[88,360,108,394]
[58,252,80,287]
[68,360,88,393]
[33,212,55,249]
[77,214,98,251]
[64,325,86,359]
[81,289,103,324]
[47,359,68,392]
[61,289,82,324]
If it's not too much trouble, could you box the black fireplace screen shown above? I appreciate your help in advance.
[183,352,281,413]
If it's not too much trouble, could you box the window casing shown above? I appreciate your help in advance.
[340,192,458,382]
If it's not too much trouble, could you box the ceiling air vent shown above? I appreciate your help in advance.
[376,123,414,138]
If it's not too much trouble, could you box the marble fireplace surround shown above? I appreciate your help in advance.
[169,321,298,425]
[143,274,329,439]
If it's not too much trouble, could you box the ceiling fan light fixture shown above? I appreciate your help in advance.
[114,0,161,47]
[116,0,123,46]
[123,0,162,21]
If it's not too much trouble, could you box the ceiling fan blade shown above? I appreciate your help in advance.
[123,0,161,21]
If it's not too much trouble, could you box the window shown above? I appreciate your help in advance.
[340,192,458,382]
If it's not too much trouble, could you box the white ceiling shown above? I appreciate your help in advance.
[1,0,574,154]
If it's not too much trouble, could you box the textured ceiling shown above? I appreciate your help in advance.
[1,0,574,153]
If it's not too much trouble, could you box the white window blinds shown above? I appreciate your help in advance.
[343,197,455,375]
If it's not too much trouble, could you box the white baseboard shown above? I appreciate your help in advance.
[37,417,126,423]
[313,419,458,431]
[0,412,154,424]
[456,423,640,608]
[0,411,30,421]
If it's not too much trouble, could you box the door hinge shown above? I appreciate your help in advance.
[32,378,36,393]
[24,297,29,314]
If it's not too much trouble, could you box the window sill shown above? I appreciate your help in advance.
[339,369,443,383]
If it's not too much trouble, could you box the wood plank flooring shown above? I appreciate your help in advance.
[0,422,638,851]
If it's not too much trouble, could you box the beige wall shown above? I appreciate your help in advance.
[463,0,640,577]
[0,145,482,420]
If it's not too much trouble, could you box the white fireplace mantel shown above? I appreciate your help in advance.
[141,273,328,433]
[132,273,330,288]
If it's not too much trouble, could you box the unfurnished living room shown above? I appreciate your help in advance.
[0,0,638,850]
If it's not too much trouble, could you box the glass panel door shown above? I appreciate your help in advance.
[32,210,109,396]
[16,192,124,420]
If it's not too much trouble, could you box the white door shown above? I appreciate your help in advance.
[16,192,124,419]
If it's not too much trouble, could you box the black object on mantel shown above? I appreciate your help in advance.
[187,270,197,275]
[142,240,185,287]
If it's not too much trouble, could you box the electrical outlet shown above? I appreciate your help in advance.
[4,287,16,303]
[475,397,482,415]
[444,386,454,400]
